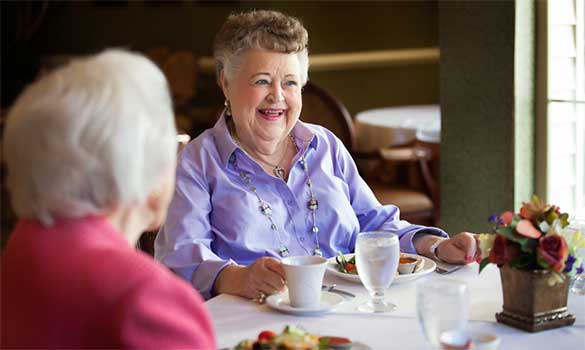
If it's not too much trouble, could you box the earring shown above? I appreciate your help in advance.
[224,100,232,116]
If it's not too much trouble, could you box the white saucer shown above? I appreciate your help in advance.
[326,253,436,285]
[266,291,344,316]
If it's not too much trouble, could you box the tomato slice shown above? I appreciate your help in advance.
[257,330,276,341]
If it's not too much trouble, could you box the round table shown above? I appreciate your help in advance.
[354,104,441,153]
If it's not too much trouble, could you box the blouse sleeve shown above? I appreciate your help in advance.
[155,147,235,300]
[332,135,448,253]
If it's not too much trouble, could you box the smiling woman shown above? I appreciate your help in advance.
[222,48,303,176]
[154,9,479,303]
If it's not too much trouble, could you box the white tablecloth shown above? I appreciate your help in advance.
[206,264,585,349]
[354,104,441,152]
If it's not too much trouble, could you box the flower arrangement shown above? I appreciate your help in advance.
[477,196,584,282]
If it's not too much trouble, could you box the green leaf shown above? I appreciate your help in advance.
[508,253,536,270]
[478,257,491,274]
[496,226,538,254]
[560,213,569,228]
[546,210,559,225]
[511,215,522,227]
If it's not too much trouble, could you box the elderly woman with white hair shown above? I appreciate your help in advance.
[156,9,479,303]
[1,50,216,348]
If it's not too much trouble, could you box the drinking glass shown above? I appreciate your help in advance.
[355,231,400,313]
[416,279,469,349]
[565,220,585,295]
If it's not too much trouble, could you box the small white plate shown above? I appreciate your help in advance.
[266,291,344,316]
[326,253,436,285]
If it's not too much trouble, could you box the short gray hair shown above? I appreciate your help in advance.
[3,49,177,225]
[213,9,309,85]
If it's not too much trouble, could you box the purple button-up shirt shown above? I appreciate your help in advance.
[155,116,446,299]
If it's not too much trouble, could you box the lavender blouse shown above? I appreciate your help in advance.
[155,116,447,299]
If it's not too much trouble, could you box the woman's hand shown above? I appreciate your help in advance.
[414,232,479,264]
[436,232,478,264]
[214,257,286,300]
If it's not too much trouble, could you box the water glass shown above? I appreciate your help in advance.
[571,274,585,295]
[416,279,469,349]
[355,231,400,313]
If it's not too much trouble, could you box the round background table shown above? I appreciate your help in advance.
[354,104,441,153]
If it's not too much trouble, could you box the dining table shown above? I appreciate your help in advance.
[354,104,441,153]
[205,262,585,350]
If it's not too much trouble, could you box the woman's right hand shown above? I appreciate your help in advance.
[214,257,286,300]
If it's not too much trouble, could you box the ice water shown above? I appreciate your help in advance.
[355,234,400,292]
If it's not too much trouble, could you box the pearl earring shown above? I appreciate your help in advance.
[224,100,232,116]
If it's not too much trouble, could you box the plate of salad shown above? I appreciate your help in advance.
[326,252,436,284]
[233,325,371,350]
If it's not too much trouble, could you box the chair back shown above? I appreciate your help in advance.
[300,81,356,153]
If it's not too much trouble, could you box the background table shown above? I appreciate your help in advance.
[354,104,441,153]
[206,264,585,350]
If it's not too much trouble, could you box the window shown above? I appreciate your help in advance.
[547,0,585,220]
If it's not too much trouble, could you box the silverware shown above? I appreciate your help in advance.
[435,265,462,274]
[322,284,356,298]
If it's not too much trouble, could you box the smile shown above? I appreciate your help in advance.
[258,109,286,120]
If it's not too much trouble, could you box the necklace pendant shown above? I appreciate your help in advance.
[274,166,286,180]
[313,247,322,257]
[307,198,318,211]
[278,245,290,257]
[260,202,272,216]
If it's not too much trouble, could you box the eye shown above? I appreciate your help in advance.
[255,79,270,85]
[284,80,298,88]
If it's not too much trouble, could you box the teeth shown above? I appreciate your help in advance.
[260,109,285,116]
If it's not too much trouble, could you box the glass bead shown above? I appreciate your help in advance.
[313,247,322,256]
[308,198,318,211]
[279,246,290,257]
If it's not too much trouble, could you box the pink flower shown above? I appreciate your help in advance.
[519,196,550,220]
[537,235,569,272]
[500,211,515,226]
[515,219,542,238]
[489,235,520,265]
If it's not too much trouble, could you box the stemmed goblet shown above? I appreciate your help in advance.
[355,231,400,313]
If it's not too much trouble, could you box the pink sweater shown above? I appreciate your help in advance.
[1,216,216,349]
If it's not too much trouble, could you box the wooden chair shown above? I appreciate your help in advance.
[300,81,439,226]
[300,81,356,152]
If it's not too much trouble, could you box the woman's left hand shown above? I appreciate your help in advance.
[436,232,479,264]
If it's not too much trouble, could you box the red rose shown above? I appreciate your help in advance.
[489,235,520,265]
[537,235,569,272]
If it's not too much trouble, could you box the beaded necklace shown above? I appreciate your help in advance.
[228,129,321,257]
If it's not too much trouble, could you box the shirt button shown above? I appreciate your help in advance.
[300,237,305,242]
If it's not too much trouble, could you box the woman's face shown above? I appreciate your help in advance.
[221,48,303,153]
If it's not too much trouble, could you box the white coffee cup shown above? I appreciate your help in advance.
[281,255,327,308]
